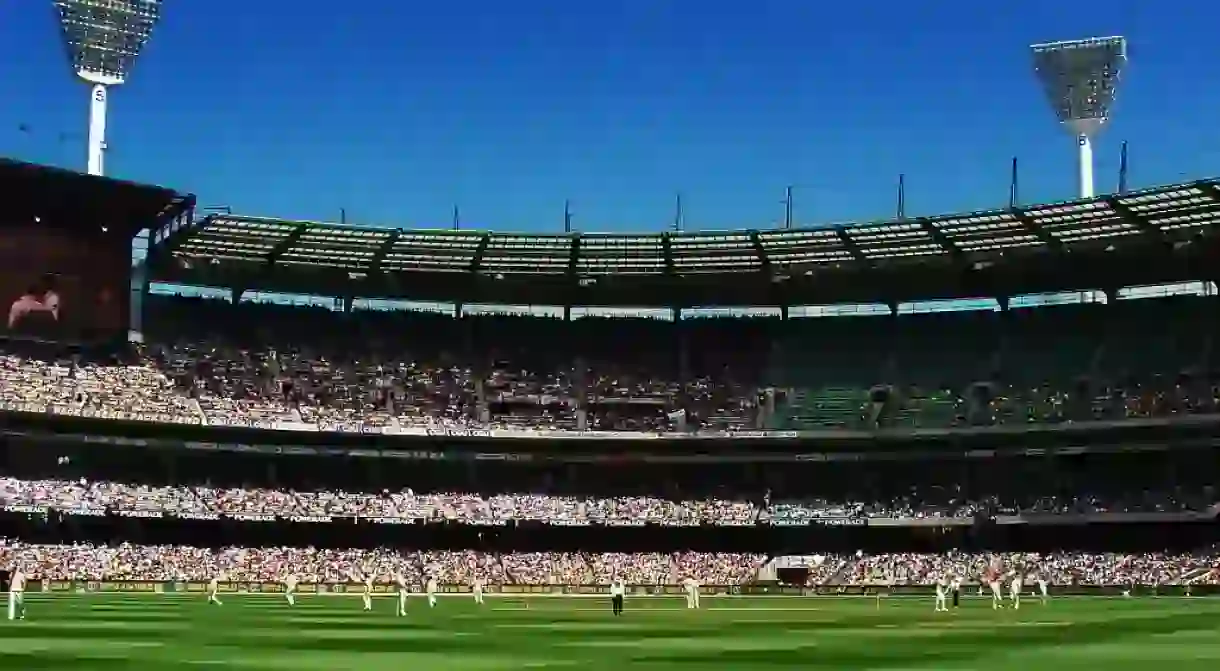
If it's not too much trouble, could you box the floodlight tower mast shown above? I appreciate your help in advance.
[1031,36,1127,199]
[54,0,163,176]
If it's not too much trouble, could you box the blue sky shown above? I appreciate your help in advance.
[2,1,1218,235]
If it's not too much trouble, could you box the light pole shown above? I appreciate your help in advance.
[1031,36,1126,199]
[55,0,163,176]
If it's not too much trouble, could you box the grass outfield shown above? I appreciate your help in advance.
[4,594,1220,670]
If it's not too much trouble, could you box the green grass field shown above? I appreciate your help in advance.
[4,592,1220,669]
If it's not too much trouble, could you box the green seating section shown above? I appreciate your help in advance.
[770,294,1220,431]
[775,386,871,430]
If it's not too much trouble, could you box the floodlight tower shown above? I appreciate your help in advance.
[1031,36,1127,199]
[54,0,163,176]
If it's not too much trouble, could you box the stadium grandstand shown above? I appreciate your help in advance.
[94,172,1220,437]
[0,151,1216,564]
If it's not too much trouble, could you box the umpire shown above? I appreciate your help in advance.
[951,576,961,608]
[610,579,625,616]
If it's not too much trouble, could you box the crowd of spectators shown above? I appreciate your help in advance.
[0,294,1215,433]
[0,541,763,586]
[3,299,1214,591]
[0,354,199,424]
[1,478,1208,523]
[0,477,759,524]
[2,542,1217,587]
[136,297,767,433]
[837,552,1220,587]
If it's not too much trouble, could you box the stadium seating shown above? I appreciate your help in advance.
[0,475,1206,524]
[1,540,1213,586]
[2,295,1216,592]
[0,292,1217,433]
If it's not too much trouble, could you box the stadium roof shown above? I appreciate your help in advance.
[147,178,1220,307]
[0,157,193,238]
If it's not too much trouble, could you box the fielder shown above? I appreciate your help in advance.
[207,574,223,606]
[609,578,625,616]
[472,576,485,605]
[425,575,438,608]
[7,566,26,621]
[284,573,298,607]
[1036,574,1049,605]
[393,571,409,617]
[1008,571,1023,610]
[361,572,374,612]
[934,575,949,612]
[986,570,1004,610]
[683,577,701,609]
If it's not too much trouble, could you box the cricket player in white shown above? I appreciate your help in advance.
[7,567,26,620]
[987,572,1004,610]
[471,577,485,605]
[1008,571,1023,610]
[284,573,298,607]
[425,575,438,608]
[207,574,223,606]
[361,572,375,612]
[1036,574,1049,605]
[934,576,949,612]
[609,579,625,616]
[393,571,409,617]
[683,577,701,609]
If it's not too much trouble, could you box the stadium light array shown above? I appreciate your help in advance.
[1031,36,1127,200]
[54,0,163,176]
